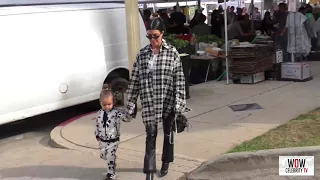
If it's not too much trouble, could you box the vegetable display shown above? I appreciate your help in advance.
[164,35,189,49]
[164,35,195,54]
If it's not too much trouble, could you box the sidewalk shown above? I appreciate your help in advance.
[51,61,320,180]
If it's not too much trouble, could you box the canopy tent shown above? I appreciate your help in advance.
[132,0,232,84]
[0,0,233,84]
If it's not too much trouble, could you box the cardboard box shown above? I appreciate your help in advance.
[240,72,265,84]
[281,62,311,80]
[205,47,222,57]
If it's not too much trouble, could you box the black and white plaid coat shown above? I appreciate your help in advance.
[126,40,188,126]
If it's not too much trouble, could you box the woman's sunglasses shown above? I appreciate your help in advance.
[146,34,160,40]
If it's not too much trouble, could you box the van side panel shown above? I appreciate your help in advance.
[0,6,147,125]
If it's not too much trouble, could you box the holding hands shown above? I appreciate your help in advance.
[117,102,137,123]
[125,102,138,120]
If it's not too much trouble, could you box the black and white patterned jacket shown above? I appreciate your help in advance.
[94,108,129,141]
[126,40,188,126]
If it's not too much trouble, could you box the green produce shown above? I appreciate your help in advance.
[164,35,189,49]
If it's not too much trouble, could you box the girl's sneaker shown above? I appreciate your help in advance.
[104,173,116,180]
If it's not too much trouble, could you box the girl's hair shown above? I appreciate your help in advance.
[146,17,165,32]
[99,88,115,104]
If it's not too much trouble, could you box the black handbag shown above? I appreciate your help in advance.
[171,114,190,133]
[169,113,190,145]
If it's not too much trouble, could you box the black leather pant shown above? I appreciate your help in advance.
[143,112,174,173]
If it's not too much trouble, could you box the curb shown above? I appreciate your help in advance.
[49,112,200,180]
[49,111,97,152]
[187,146,320,180]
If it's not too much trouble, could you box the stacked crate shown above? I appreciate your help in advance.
[230,44,274,84]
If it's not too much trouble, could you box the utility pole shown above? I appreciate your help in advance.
[124,0,142,109]
[125,0,141,74]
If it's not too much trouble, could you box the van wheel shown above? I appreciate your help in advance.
[108,77,129,106]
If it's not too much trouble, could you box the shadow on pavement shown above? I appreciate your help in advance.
[0,165,142,179]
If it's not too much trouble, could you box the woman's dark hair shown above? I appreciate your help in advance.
[298,6,306,14]
[146,17,165,32]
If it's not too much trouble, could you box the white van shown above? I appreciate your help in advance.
[0,2,149,125]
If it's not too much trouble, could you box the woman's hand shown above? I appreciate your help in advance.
[126,102,137,119]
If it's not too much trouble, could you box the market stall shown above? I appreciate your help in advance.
[165,33,226,98]
[141,0,315,87]
[230,42,274,84]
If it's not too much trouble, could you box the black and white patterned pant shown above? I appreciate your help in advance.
[99,141,119,175]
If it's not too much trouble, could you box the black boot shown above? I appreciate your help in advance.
[146,173,154,180]
[159,162,169,177]
[143,125,157,173]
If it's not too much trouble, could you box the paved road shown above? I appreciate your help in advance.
[1,108,318,180]
[1,105,317,180]
[0,100,100,140]
[0,101,109,180]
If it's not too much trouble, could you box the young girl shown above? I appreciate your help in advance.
[94,89,131,180]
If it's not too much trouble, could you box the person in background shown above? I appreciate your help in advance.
[228,6,236,25]
[192,13,211,36]
[218,5,224,15]
[261,11,274,36]
[236,7,250,33]
[189,9,200,29]
[253,7,261,21]
[240,13,252,34]
[242,7,248,16]
[275,3,289,62]
[125,18,188,180]
[211,10,224,38]
[159,11,171,27]
[305,4,317,50]
[168,6,188,34]
[298,6,306,15]
[315,13,320,50]
[229,6,235,13]
[143,9,152,26]
[227,16,251,40]
[170,6,186,27]
[236,7,242,16]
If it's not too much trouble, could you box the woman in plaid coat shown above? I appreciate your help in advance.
[126,18,188,180]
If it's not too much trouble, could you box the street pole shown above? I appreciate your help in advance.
[224,0,229,85]
[251,0,254,32]
[124,0,142,109]
[125,0,141,74]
